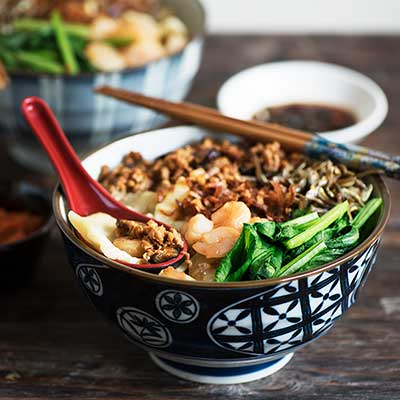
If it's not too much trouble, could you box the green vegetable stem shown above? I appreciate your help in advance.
[352,198,383,230]
[214,197,381,282]
[280,211,319,228]
[13,18,132,46]
[284,201,349,249]
[13,18,90,38]
[50,11,79,74]
[214,225,248,282]
[278,241,327,277]
[15,51,64,74]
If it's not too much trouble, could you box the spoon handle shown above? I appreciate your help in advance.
[21,96,147,220]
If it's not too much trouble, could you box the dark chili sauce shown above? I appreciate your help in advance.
[253,103,357,132]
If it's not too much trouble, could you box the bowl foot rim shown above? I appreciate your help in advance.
[149,352,293,384]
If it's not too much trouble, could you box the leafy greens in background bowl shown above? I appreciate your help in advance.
[0,0,205,172]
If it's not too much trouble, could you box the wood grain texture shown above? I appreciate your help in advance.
[0,35,400,399]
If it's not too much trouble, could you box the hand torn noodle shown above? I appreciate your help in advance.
[68,211,140,264]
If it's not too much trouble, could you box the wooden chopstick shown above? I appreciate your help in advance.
[94,86,400,179]
[95,86,307,151]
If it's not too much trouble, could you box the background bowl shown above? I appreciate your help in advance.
[0,180,53,289]
[0,0,205,172]
[217,61,388,144]
[53,126,390,384]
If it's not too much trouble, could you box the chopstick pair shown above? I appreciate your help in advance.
[95,86,400,180]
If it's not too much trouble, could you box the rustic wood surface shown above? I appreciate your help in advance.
[0,35,400,399]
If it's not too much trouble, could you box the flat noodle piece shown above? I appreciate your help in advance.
[189,254,218,282]
[159,266,195,281]
[68,211,140,264]
[113,237,144,257]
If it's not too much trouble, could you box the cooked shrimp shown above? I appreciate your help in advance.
[184,214,213,246]
[121,10,161,42]
[159,266,195,281]
[160,16,188,36]
[122,41,165,68]
[90,15,118,39]
[192,227,240,258]
[211,201,251,231]
[85,42,126,72]
[164,34,187,55]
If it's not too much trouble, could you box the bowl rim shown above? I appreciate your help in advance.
[53,127,391,288]
[217,60,388,143]
[7,0,206,80]
[0,181,54,250]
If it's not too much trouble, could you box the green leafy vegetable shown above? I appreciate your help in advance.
[214,226,248,282]
[352,198,383,230]
[226,225,262,282]
[278,241,327,277]
[304,248,348,270]
[15,51,64,74]
[254,221,275,239]
[214,197,382,282]
[284,201,349,249]
[280,211,319,228]
[276,216,320,241]
[50,11,79,74]
[249,246,283,280]
[13,18,90,38]
[0,16,132,75]
[327,226,359,249]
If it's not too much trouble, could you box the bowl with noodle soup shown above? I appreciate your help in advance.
[53,126,390,384]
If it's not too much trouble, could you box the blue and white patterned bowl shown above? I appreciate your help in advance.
[0,0,205,172]
[53,126,391,384]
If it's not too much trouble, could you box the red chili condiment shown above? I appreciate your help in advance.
[0,207,43,245]
[253,103,357,133]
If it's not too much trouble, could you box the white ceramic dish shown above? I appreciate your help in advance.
[217,61,388,144]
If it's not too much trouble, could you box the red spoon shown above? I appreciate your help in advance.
[21,96,187,270]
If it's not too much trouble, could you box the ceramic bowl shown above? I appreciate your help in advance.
[217,61,388,144]
[1,0,205,172]
[0,180,53,289]
[53,126,390,384]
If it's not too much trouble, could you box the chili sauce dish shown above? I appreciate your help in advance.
[53,126,390,384]
[0,180,53,288]
[217,61,388,144]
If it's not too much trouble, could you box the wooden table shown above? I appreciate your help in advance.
[1,35,400,399]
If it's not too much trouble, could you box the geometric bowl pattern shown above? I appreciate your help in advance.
[207,239,379,356]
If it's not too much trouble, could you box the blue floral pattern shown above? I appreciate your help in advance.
[76,264,104,296]
[156,290,199,323]
[117,307,172,348]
